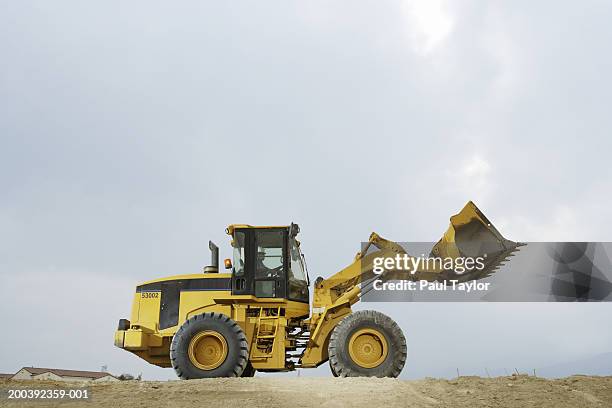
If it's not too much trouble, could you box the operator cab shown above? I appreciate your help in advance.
[226,223,309,302]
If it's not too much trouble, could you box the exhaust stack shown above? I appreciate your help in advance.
[203,241,219,273]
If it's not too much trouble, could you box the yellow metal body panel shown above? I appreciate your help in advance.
[301,304,351,367]
[117,272,308,370]
[124,330,147,350]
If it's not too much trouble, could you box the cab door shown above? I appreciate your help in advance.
[230,228,288,299]
[252,229,287,299]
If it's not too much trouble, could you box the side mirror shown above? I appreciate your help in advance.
[224,258,233,270]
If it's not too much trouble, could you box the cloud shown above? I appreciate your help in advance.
[1,0,611,380]
[443,154,493,205]
[400,0,454,56]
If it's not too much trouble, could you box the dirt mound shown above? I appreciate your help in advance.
[1,375,611,408]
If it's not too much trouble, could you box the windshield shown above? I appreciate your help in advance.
[288,238,309,301]
[289,240,306,281]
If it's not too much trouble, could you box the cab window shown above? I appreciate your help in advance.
[255,230,285,279]
[232,231,246,276]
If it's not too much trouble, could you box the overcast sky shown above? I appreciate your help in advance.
[1,1,611,380]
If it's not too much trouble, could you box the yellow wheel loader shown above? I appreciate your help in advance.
[114,201,519,379]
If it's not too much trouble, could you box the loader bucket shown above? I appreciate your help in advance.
[430,201,522,281]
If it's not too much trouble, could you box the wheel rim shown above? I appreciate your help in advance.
[188,330,228,370]
[348,328,388,369]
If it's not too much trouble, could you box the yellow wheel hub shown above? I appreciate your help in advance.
[348,328,388,369]
[188,330,228,370]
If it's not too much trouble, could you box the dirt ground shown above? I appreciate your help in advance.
[1,375,611,408]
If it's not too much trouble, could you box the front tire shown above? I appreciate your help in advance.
[328,310,406,377]
[170,312,248,379]
[329,360,339,377]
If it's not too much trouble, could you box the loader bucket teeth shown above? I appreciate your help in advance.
[431,201,523,282]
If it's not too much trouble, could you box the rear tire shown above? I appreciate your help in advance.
[241,362,256,377]
[328,310,406,378]
[170,312,248,379]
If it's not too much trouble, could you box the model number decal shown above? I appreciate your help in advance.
[142,292,160,299]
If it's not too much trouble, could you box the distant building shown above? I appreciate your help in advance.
[0,374,12,379]
[11,367,118,382]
